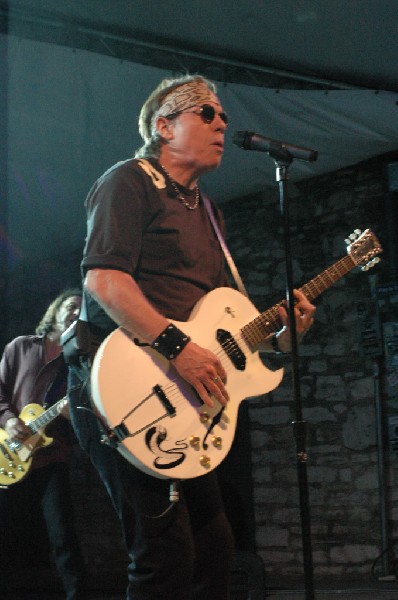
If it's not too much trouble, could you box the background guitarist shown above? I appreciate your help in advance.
[67,74,316,600]
[0,289,86,599]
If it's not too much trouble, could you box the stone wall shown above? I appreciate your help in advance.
[221,152,398,579]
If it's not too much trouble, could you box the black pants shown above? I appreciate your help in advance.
[68,362,234,600]
[0,462,86,599]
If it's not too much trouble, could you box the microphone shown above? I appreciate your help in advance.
[233,131,318,163]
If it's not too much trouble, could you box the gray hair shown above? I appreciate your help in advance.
[135,74,216,159]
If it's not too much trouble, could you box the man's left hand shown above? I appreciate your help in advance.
[277,289,316,352]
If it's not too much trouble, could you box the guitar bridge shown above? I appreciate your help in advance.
[0,442,13,461]
[153,385,176,416]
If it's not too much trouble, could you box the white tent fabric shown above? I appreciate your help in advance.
[5,34,398,262]
[207,85,398,199]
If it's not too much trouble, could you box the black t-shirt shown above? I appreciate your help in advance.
[82,158,228,337]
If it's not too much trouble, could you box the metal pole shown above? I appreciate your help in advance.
[373,355,390,576]
[275,157,315,600]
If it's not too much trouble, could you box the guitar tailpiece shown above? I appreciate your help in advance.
[90,410,126,447]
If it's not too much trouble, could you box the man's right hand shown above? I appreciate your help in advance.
[5,417,31,440]
[172,341,229,408]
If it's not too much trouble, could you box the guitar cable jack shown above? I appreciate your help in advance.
[169,481,180,503]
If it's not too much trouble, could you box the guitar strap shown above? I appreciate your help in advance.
[43,358,68,408]
[202,193,249,298]
[60,293,91,364]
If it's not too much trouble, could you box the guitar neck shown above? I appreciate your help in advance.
[28,397,67,434]
[242,254,356,348]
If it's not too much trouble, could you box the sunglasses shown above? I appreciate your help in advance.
[165,104,229,126]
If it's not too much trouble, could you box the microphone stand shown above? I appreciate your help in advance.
[268,146,315,599]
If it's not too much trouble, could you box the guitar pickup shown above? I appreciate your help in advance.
[216,329,246,371]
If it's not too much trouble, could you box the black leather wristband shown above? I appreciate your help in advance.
[151,324,191,360]
[271,332,288,355]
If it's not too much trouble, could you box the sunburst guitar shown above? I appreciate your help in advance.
[0,396,68,487]
[91,229,382,480]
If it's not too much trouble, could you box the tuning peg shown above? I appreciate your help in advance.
[345,238,351,245]
[354,229,362,236]
[349,232,358,241]
[361,257,381,271]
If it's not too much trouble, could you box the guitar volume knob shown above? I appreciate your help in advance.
[199,412,210,424]
[199,455,211,469]
[189,436,200,449]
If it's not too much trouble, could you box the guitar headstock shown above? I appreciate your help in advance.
[345,229,383,271]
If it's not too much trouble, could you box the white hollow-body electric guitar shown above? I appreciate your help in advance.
[91,229,382,480]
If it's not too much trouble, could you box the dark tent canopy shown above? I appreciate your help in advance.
[1,0,398,263]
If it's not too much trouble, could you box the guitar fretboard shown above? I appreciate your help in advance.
[241,254,356,348]
[28,398,65,434]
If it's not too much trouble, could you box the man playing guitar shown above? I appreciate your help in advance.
[66,74,315,600]
[0,289,85,599]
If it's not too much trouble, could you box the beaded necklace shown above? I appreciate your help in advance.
[160,164,200,210]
